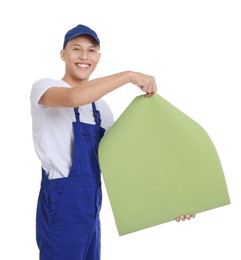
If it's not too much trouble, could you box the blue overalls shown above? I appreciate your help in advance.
[36,103,105,260]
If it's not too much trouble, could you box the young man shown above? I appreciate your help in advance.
[30,24,194,260]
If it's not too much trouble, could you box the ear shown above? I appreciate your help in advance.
[60,49,65,61]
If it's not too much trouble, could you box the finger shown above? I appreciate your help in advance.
[145,92,155,97]
[147,81,157,94]
[185,214,191,220]
[175,217,180,222]
[140,85,152,96]
[185,213,196,220]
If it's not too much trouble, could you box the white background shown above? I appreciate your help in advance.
[1,0,240,259]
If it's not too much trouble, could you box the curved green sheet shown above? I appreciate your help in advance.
[98,93,230,236]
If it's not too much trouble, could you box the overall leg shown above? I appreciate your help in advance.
[86,218,101,260]
[86,187,102,260]
[36,188,53,260]
[37,185,100,260]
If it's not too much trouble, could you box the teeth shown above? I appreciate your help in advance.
[77,64,89,68]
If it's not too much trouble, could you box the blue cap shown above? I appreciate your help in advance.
[63,24,100,49]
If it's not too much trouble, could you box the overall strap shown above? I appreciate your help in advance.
[74,107,80,122]
[92,103,101,126]
[73,103,101,126]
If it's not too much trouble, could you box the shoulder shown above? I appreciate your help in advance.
[30,78,68,109]
[95,98,109,107]
[95,99,112,114]
[31,78,59,96]
[32,78,68,90]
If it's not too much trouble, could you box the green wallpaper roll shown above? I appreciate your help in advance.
[99,93,230,236]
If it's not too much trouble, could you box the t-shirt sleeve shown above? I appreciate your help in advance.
[30,78,59,110]
[97,100,115,131]
[104,104,115,131]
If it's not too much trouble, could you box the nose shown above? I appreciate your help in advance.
[79,50,88,59]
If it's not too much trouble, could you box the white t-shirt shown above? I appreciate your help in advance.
[30,78,114,179]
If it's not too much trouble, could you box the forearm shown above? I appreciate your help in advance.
[70,71,132,106]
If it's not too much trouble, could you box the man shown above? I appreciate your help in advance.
[30,24,194,260]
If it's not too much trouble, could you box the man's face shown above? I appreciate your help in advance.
[61,35,100,85]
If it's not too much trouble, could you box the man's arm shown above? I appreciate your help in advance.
[39,71,157,108]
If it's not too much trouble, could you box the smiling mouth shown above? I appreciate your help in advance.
[76,63,90,68]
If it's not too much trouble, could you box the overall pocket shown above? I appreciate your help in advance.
[48,188,64,226]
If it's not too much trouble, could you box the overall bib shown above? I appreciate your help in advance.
[36,103,105,260]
